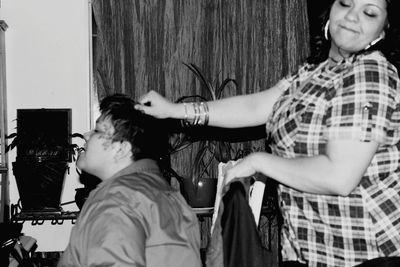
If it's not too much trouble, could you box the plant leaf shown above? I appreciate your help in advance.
[191,141,209,184]
[5,133,17,139]
[215,141,233,162]
[176,95,207,103]
[183,62,215,100]
[169,132,193,153]
[216,78,237,99]
[71,133,85,139]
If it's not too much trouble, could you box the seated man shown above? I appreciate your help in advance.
[58,94,202,267]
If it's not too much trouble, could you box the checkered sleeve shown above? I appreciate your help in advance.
[325,55,399,144]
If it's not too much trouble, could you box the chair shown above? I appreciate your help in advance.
[206,161,270,267]
[212,161,266,231]
[0,223,37,267]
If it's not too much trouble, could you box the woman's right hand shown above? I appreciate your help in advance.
[135,90,180,119]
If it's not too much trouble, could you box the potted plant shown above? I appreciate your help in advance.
[165,63,241,208]
[6,123,85,214]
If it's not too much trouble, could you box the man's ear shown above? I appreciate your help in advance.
[114,140,133,161]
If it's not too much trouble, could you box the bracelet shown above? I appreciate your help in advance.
[181,103,189,127]
[181,101,210,127]
[183,103,188,120]
[203,102,209,126]
[193,102,200,125]
[199,102,206,125]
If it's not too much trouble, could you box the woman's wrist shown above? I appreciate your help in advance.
[180,102,209,126]
[249,152,266,174]
[172,102,186,119]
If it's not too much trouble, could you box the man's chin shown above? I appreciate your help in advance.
[76,160,86,172]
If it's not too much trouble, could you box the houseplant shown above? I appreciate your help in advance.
[6,124,85,214]
[166,63,241,208]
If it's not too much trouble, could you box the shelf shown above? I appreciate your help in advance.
[10,204,214,225]
[193,207,213,221]
[10,204,78,225]
[192,207,213,215]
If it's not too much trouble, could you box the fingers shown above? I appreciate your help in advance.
[134,101,147,114]
[136,91,154,107]
[134,90,157,113]
[224,157,256,182]
[134,103,147,114]
[134,90,172,118]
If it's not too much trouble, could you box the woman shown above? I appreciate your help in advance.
[135,0,400,266]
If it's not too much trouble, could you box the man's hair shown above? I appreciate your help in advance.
[98,94,169,162]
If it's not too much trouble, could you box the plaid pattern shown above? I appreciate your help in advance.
[266,51,400,267]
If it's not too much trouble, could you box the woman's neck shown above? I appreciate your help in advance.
[329,44,351,63]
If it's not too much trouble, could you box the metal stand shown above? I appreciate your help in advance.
[10,204,78,225]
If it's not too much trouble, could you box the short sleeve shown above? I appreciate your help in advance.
[324,54,400,144]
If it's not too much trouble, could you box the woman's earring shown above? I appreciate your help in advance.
[365,32,385,50]
[324,20,330,40]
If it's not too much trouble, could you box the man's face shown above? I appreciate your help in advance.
[77,117,116,179]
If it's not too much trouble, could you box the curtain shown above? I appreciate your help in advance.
[91,1,310,262]
[91,0,310,176]
[91,0,309,99]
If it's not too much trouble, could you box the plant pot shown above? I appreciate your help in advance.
[180,178,217,208]
[12,159,68,213]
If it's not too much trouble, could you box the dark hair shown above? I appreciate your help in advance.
[307,0,400,71]
[99,94,169,162]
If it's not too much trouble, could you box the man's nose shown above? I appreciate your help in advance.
[83,130,92,141]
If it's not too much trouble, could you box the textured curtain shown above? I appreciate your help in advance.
[91,0,310,261]
[91,0,309,99]
[91,0,310,174]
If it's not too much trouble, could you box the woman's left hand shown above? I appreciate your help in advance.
[224,153,260,183]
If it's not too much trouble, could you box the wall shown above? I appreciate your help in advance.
[0,0,91,251]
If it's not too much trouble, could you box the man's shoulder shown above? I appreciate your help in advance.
[115,170,168,187]
[106,171,171,200]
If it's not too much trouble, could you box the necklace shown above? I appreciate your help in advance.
[328,57,339,63]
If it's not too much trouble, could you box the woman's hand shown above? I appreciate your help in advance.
[224,153,261,183]
[135,90,179,119]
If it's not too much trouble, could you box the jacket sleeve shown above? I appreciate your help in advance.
[84,197,147,267]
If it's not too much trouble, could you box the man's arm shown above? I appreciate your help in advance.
[85,201,147,267]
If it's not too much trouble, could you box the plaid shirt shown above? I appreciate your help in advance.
[266,51,400,267]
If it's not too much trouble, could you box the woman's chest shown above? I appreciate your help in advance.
[266,71,340,156]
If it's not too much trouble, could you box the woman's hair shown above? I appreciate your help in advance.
[306,0,400,71]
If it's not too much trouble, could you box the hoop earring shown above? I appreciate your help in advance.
[324,20,330,40]
[364,32,384,50]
